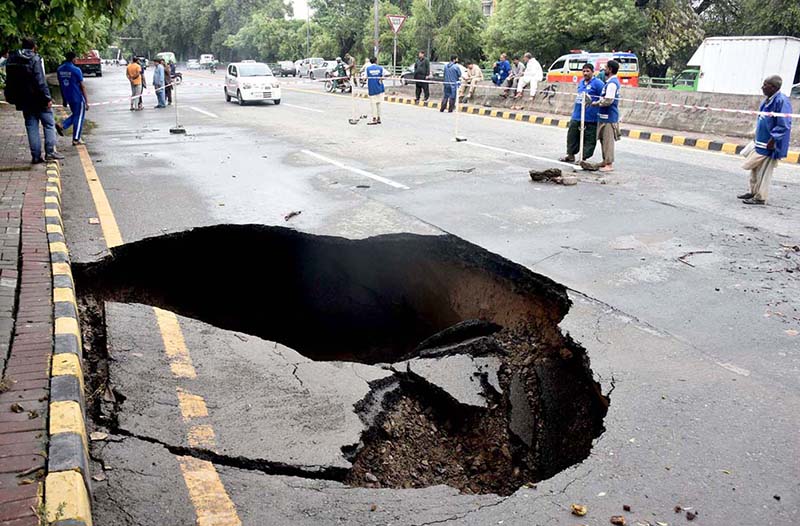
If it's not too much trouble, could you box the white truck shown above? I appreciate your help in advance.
[199,54,216,68]
[677,36,800,96]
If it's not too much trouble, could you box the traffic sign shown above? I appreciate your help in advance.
[386,14,407,34]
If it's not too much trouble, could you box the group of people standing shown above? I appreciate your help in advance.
[125,56,175,111]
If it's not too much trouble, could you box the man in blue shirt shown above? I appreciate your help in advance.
[365,57,386,125]
[739,75,793,205]
[152,58,166,108]
[561,63,604,163]
[492,53,510,86]
[56,52,89,145]
[584,59,621,173]
[440,55,461,113]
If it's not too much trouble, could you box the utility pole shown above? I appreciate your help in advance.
[426,0,431,58]
[373,0,380,58]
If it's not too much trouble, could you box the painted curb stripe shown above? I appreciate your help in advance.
[45,162,94,524]
[372,93,800,163]
[46,471,93,526]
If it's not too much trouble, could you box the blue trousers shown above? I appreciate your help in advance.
[62,99,86,141]
[23,109,57,160]
[154,84,166,107]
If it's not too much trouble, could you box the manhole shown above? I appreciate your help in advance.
[75,225,608,496]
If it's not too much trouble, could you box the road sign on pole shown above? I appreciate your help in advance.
[386,14,407,34]
[386,15,406,85]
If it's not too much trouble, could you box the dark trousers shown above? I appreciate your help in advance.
[440,86,456,112]
[165,85,172,104]
[415,80,429,101]
[566,119,598,159]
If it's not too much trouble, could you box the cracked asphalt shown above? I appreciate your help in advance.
[59,68,800,525]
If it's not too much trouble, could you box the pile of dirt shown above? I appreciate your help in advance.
[346,328,607,496]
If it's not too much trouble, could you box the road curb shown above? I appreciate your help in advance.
[44,161,93,526]
[364,93,800,164]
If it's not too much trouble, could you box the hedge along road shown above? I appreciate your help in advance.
[54,66,800,525]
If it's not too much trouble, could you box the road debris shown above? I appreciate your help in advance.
[571,504,588,516]
[92,473,108,482]
[610,516,627,525]
[284,210,302,221]
[446,167,476,173]
[677,250,713,267]
[88,217,100,224]
[623,504,632,512]
[686,510,698,521]
[10,402,24,413]
[90,431,109,441]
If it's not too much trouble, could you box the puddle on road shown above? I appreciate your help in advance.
[75,225,608,496]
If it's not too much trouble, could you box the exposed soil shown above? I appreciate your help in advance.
[74,225,608,495]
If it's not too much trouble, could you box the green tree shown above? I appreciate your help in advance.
[360,0,413,65]
[640,0,704,77]
[434,0,485,62]
[1,0,128,65]
[309,0,373,57]
[225,9,306,61]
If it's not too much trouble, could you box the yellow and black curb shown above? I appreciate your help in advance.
[360,92,800,164]
[44,161,93,526]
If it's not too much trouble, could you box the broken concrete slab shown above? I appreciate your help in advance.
[417,335,504,359]
[508,371,534,447]
[92,435,501,526]
[105,302,393,473]
[393,354,503,408]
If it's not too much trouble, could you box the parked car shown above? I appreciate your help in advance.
[75,50,102,77]
[277,61,297,77]
[297,57,324,77]
[309,60,337,80]
[186,59,201,70]
[224,62,281,105]
[400,61,446,85]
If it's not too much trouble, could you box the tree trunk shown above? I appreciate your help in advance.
[646,63,669,78]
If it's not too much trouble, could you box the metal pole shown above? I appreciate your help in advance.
[306,9,310,57]
[426,0,432,58]
[393,34,397,87]
[373,0,380,57]
[578,90,585,163]
[170,83,185,134]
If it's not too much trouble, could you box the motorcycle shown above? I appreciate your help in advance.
[324,65,352,93]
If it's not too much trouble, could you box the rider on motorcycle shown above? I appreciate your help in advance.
[333,57,349,91]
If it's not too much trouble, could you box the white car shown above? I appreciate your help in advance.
[308,60,337,80]
[186,59,201,70]
[224,62,282,105]
[297,57,324,77]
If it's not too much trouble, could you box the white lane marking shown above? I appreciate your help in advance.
[467,141,577,171]
[716,362,751,377]
[188,106,219,118]
[282,103,325,113]
[301,149,410,190]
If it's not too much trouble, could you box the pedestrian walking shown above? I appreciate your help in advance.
[459,60,483,102]
[560,63,604,163]
[413,50,431,103]
[584,59,621,173]
[491,53,510,86]
[440,55,461,113]
[365,57,386,125]
[3,37,62,163]
[153,58,166,108]
[126,57,144,110]
[738,75,793,205]
[515,53,543,99]
[56,51,90,146]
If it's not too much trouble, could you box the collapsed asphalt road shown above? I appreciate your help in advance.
[78,227,607,519]
[56,70,800,525]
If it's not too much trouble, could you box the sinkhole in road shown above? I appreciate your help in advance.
[75,225,608,495]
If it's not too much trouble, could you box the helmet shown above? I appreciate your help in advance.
[336,57,342,62]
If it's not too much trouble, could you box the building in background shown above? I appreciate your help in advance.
[481,0,495,16]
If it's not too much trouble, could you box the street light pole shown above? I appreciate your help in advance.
[373,0,380,58]
[306,7,310,57]
[426,0,431,58]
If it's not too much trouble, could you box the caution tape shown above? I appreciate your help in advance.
[321,74,800,119]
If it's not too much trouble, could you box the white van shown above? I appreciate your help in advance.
[199,54,215,67]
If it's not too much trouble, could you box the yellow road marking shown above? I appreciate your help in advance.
[187,424,217,448]
[177,456,242,526]
[629,129,641,139]
[177,388,209,421]
[154,307,197,379]
[695,138,711,150]
[77,144,123,248]
[650,133,663,142]
[54,287,76,304]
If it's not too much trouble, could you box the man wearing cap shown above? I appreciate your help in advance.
[738,75,793,205]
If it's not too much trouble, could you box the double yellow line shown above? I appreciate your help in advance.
[76,145,242,524]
